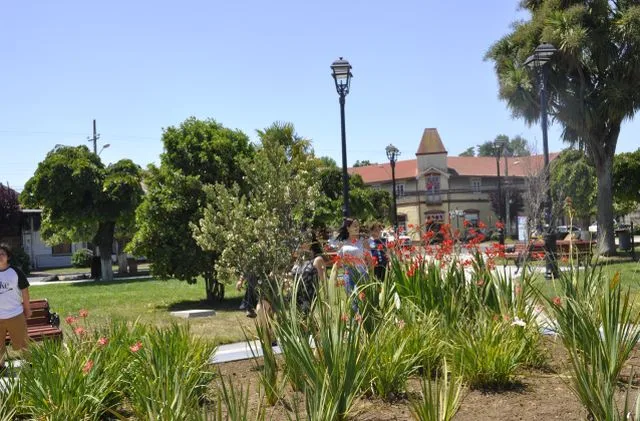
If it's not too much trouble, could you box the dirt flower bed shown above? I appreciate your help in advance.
[213,338,632,420]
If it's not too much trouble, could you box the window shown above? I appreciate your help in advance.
[426,175,441,194]
[395,183,405,197]
[425,211,445,222]
[52,243,72,255]
[471,178,482,193]
[397,214,408,232]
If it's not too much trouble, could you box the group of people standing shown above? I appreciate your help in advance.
[237,218,390,320]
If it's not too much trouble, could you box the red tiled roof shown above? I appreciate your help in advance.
[349,153,559,184]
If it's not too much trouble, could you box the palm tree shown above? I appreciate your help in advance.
[486,0,640,255]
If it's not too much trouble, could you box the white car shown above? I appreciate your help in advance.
[588,220,618,233]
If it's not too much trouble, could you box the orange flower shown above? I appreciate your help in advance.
[65,316,76,325]
[476,279,485,287]
[82,359,94,375]
[354,313,363,324]
[97,337,109,348]
[74,327,86,336]
[495,221,505,230]
[340,313,349,322]
[358,291,366,301]
[79,309,89,318]
[478,221,487,229]
[130,341,143,352]
[552,296,562,306]
[463,219,470,228]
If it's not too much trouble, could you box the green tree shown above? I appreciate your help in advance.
[21,146,142,280]
[613,149,640,217]
[313,159,392,230]
[353,160,375,167]
[487,1,640,254]
[550,149,596,228]
[478,135,531,157]
[129,117,253,300]
[0,184,21,237]
[459,147,476,157]
[192,122,320,285]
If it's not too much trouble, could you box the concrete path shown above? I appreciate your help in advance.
[27,274,152,286]
[209,340,283,365]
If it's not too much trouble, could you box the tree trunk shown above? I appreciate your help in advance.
[594,152,616,256]
[95,221,116,281]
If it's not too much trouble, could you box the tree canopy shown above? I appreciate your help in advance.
[613,149,640,217]
[0,184,20,237]
[193,122,320,285]
[477,135,531,157]
[487,0,640,254]
[550,148,596,227]
[129,117,253,300]
[459,147,476,157]
[21,146,143,280]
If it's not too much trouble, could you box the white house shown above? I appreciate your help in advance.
[21,209,88,269]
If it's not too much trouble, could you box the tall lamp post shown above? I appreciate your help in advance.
[525,42,558,279]
[386,144,400,231]
[494,138,507,245]
[331,57,353,218]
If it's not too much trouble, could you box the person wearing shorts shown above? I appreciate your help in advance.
[0,243,31,370]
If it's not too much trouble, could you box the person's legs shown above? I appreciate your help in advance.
[5,314,29,362]
[0,319,8,367]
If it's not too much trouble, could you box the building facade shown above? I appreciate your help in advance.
[349,128,557,236]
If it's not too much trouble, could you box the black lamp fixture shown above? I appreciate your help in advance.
[524,42,558,279]
[331,57,353,218]
[385,144,400,231]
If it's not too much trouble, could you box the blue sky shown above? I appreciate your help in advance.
[2,0,639,192]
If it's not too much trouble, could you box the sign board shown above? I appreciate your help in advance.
[517,216,528,242]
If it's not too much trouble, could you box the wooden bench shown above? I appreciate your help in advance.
[505,240,595,270]
[4,299,62,344]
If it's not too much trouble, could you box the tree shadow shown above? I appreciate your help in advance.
[68,278,155,288]
[163,296,244,313]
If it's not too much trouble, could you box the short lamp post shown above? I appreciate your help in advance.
[386,144,400,231]
[331,57,354,218]
[525,42,559,279]
[494,138,507,245]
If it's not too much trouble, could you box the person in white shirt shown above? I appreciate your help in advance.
[0,243,31,371]
[335,218,369,298]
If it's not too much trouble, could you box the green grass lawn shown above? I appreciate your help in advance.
[30,278,255,345]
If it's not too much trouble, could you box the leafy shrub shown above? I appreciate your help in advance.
[71,248,93,268]
[449,313,528,389]
[363,315,420,400]
[9,247,30,275]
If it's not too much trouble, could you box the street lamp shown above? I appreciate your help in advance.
[494,138,507,245]
[525,42,558,279]
[98,143,111,156]
[331,57,353,218]
[386,144,400,231]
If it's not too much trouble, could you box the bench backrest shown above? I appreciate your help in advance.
[25,299,52,327]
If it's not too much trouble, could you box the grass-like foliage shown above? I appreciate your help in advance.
[409,361,463,421]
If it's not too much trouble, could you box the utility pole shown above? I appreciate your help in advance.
[88,119,100,154]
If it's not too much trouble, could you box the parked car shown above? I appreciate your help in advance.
[556,225,581,234]
[588,220,618,233]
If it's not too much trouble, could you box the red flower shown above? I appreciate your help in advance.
[358,291,366,301]
[495,221,505,230]
[82,360,94,375]
[478,221,487,229]
[354,313,363,324]
[65,316,76,325]
[377,244,384,250]
[74,327,86,336]
[78,309,89,318]
[552,296,562,306]
[476,279,485,287]
[463,220,471,228]
[130,341,143,352]
[97,337,109,348]
[351,238,357,244]
[408,224,415,229]
[561,256,569,263]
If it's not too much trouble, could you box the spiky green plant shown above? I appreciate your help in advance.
[409,361,463,421]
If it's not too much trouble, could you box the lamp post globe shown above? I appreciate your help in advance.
[525,42,558,279]
[385,144,400,232]
[331,57,353,218]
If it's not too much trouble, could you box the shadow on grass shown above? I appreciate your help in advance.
[67,277,156,288]
[163,296,244,313]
